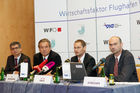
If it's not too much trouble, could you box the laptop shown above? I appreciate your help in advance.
[70,62,87,82]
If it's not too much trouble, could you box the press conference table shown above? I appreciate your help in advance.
[0,81,140,93]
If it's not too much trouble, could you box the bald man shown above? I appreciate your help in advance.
[104,36,138,82]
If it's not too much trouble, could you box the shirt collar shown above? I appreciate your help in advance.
[43,55,49,60]
[114,54,121,62]
[14,54,21,64]
[14,54,21,60]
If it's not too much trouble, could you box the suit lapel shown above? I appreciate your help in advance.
[118,50,124,74]
[110,55,115,74]
[19,54,23,64]
[83,53,88,65]
[39,53,43,63]
[47,50,52,62]
[73,56,78,62]
[11,55,16,66]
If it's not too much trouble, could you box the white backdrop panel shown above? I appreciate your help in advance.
[130,13,140,50]
[34,0,67,22]
[97,15,130,51]
[68,20,96,52]
[35,23,68,53]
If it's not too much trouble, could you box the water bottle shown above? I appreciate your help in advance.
[54,67,60,83]
[109,74,115,85]
[29,72,34,81]
[101,67,105,77]
[1,67,5,81]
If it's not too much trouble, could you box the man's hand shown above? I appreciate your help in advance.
[44,70,54,76]
[105,76,109,82]
[13,71,19,74]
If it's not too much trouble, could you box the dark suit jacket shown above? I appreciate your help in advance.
[33,50,62,74]
[71,53,97,76]
[5,53,32,75]
[104,50,138,82]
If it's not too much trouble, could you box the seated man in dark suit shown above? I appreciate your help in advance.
[71,39,97,76]
[33,38,62,75]
[104,36,138,82]
[5,41,32,75]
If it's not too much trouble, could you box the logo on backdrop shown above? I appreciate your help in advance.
[78,26,85,35]
[51,40,55,48]
[104,23,121,29]
[103,40,109,45]
[44,27,62,32]
[136,20,140,25]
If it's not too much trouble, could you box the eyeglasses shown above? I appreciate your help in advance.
[10,47,20,50]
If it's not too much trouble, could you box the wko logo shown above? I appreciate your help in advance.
[44,27,62,32]
[136,20,140,25]
[104,23,121,29]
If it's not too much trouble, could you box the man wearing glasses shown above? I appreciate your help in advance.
[5,41,32,75]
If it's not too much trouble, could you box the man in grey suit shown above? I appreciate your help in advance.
[71,39,97,76]
[104,36,138,82]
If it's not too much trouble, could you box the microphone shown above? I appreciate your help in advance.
[38,61,55,75]
[92,58,106,70]
[31,59,48,75]
[65,59,70,62]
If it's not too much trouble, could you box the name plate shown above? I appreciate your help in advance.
[33,75,53,84]
[83,77,107,87]
[6,74,19,82]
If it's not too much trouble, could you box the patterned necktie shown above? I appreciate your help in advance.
[114,57,119,76]
[43,58,46,61]
[78,59,81,63]
[15,58,17,66]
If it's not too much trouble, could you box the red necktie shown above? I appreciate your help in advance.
[78,59,81,63]
[114,58,118,76]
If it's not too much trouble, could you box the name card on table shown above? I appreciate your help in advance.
[83,77,107,87]
[6,74,19,82]
[20,62,28,78]
[34,75,53,84]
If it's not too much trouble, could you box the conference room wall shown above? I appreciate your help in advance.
[0,0,35,69]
